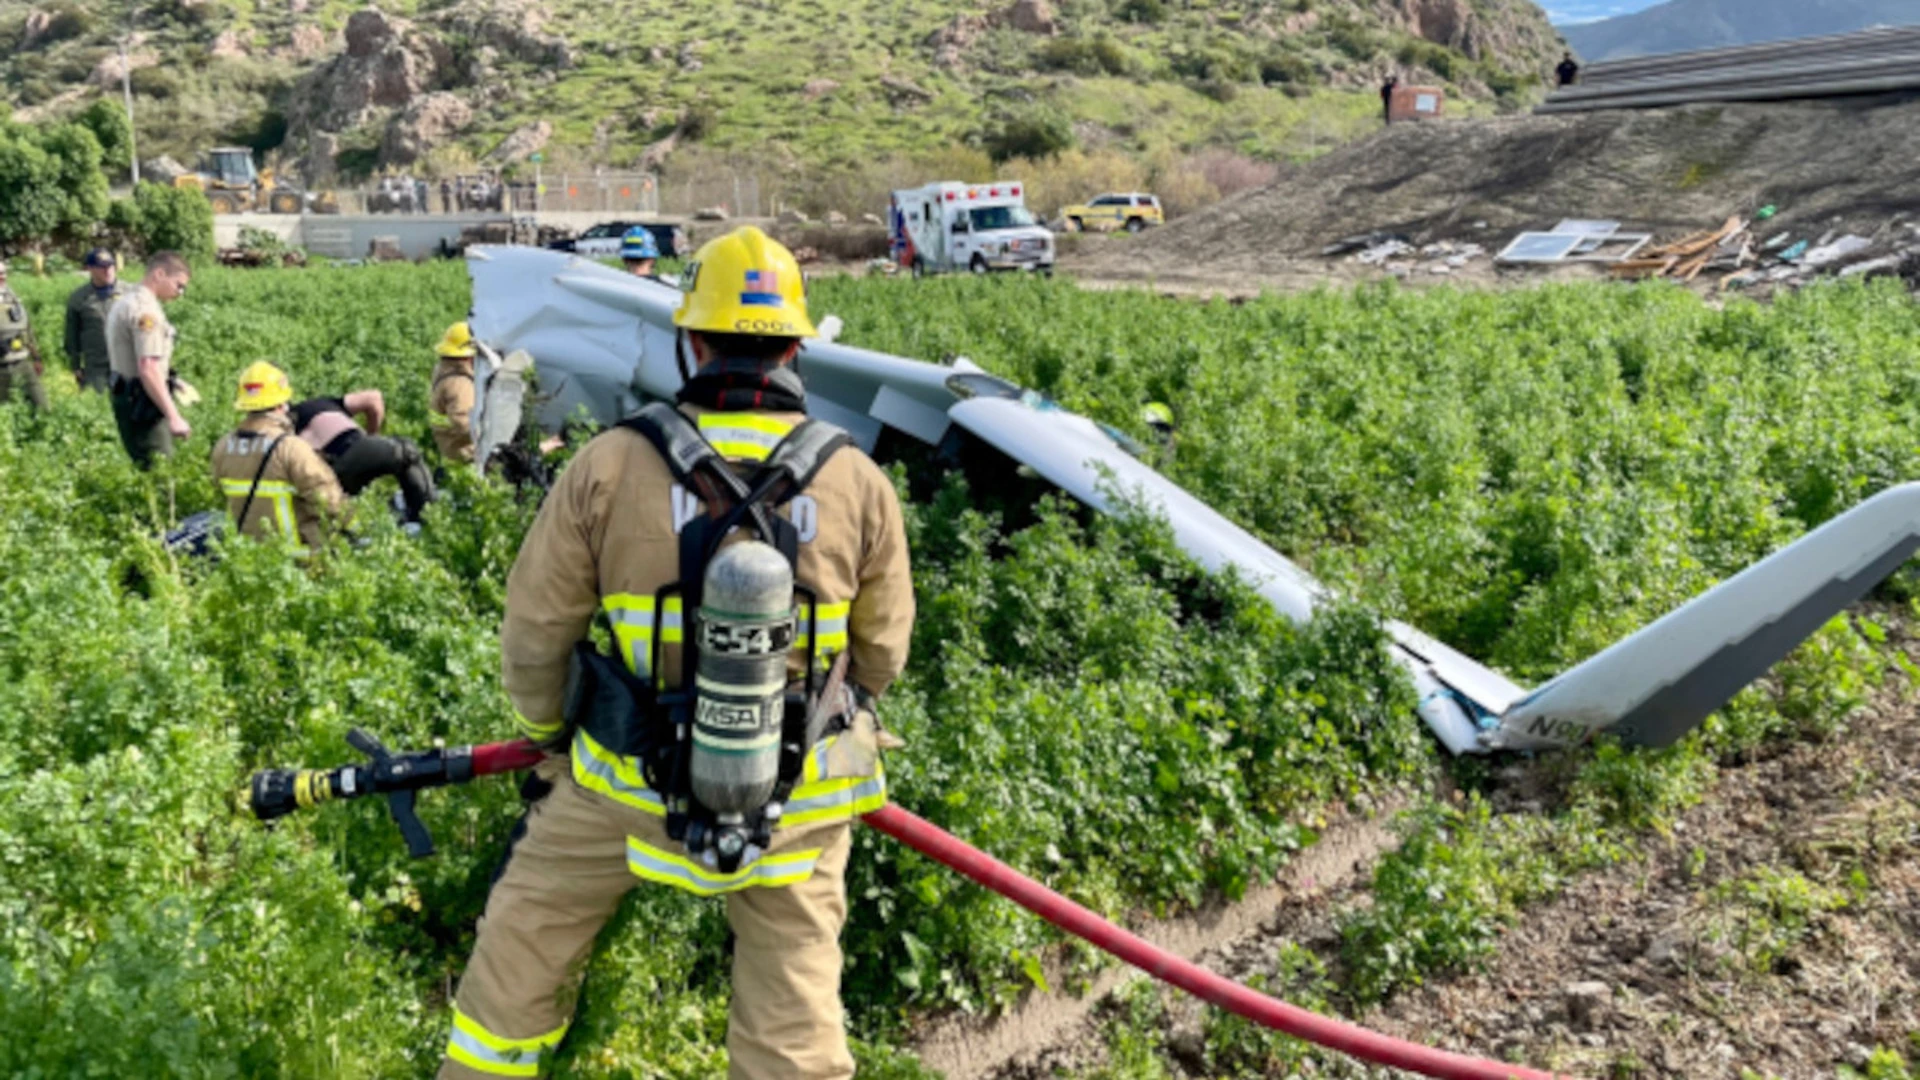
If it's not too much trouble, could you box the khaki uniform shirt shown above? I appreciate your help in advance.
[0,288,33,364]
[501,404,916,735]
[106,284,173,381]
[428,359,476,462]
[210,413,350,556]
[65,281,124,377]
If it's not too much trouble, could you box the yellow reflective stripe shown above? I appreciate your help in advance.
[445,1008,566,1077]
[570,729,665,815]
[795,601,851,652]
[698,412,796,436]
[220,479,307,555]
[515,711,563,740]
[603,594,684,677]
[697,412,797,463]
[626,837,819,895]
[781,767,888,828]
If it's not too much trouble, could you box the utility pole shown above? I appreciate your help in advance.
[121,8,140,185]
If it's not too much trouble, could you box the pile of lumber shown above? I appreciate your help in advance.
[1610,216,1749,282]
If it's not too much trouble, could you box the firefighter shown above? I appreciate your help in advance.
[1141,400,1177,464]
[619,226,661,279]
[439,226,913,1079]
[291,388,435,524]
[65,249,125,392]
[106,251,195,467]
[428,321,477,464]
[0,259,48,412]
[211,361,350,557]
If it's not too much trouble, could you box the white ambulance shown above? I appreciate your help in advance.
[889,181,1056,276]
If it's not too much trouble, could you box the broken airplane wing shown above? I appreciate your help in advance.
[464,246,1917,755]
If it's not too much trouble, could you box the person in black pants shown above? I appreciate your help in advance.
[290,390,435,524]
[1381,76,1398,125]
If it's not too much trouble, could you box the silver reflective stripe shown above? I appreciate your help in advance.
[607,607,682,631]
[572,732,666,811]
[785,776,885,818]
[448,1028,540,1069]
[626,843,818,889]
[799,612,849,637]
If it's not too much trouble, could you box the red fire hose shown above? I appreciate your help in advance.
[261,739,1568,1078]
[862,804,1572,1080]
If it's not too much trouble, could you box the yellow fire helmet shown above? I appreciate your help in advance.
[435,320,476,358]
[234,360,293,412]
[673,226,817,339]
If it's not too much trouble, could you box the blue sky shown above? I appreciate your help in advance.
[1544,0,1667,23]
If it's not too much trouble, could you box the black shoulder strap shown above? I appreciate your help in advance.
[760,417,853,500]
[237,434,286,527]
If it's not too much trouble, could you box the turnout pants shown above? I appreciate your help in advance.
[0,360,46,412]
[439,758,859,1080]
[331,434,435,521]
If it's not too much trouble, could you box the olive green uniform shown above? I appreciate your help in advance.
[105,284,178,467]
[0,287,47,412]
[65,281,124,392]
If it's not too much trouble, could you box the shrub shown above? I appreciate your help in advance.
[78,98,135,177]
[1115,0,1166,23]
[128,182,216,260]
[1034,35,1134,77]
[981,107,1075,163]
[1260,50,1317,85]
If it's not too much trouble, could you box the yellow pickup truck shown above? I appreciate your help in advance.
[1061,192,1164,233]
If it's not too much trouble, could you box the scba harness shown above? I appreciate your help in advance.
[566,402,854,873]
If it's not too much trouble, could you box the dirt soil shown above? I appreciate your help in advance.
[1075,93,1920,297]
[913,796,1414,1080]
[922,616,1920,1080]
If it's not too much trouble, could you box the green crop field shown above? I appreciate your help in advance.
[3,262,1918,1076]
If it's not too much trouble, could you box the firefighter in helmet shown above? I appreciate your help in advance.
[210,361,351,557]
[619,225,662,279]
[428,321,478,464]
[439,225,913,1079]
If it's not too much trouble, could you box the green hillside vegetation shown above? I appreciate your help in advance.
[0,263,1912,1076]
[3,0,1566,188]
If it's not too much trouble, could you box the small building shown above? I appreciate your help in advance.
[1388,85,1446,123]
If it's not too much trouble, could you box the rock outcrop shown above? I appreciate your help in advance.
[925,14,986,70]
[485,120,552,164]
[380,91,473,165]
[992,0,1058,35]
[429,0,574,70]
[289,8,450,142]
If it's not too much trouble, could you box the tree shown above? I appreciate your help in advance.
[0,119,107,248]
[0,127,64,247]
[38,123,111,242]
[78,98,135,178]
[128,182,215,259]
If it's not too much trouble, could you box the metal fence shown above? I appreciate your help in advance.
[342,171,664,216]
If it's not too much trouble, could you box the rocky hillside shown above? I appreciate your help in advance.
[2,0,1569,183]
[1564,0,1920,61]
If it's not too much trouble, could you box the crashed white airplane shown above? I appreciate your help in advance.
[465,246,1920,755]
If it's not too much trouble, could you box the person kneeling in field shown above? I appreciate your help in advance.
[291,389,435,525]
[212,362,351,557]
